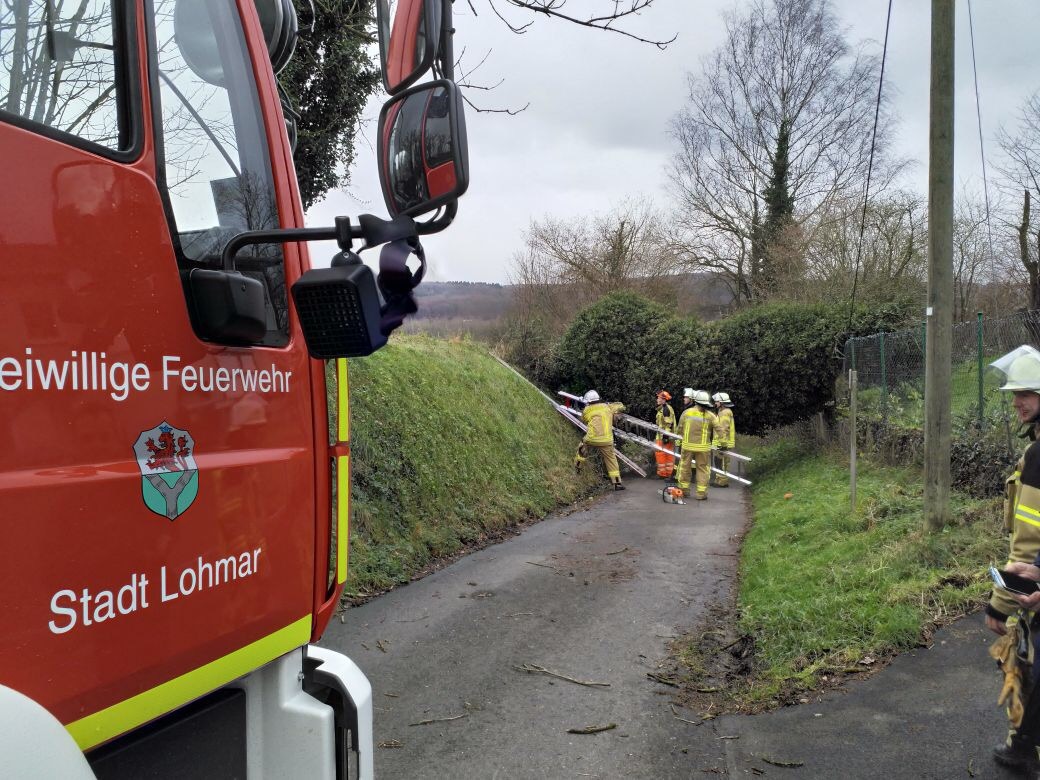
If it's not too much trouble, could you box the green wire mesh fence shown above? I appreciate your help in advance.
[842,310,1040,442]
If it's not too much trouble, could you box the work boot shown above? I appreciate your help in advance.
[695,493,707,501]
[993,735,1040,773]
[613,483,626,491]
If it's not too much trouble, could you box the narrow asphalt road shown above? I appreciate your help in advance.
[320,475,748,778]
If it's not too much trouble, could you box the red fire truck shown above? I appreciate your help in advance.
[0,0,466,777]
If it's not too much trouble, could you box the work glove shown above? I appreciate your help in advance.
[991,622,1028,727]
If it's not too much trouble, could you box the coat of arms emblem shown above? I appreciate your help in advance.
[133,422,199,520]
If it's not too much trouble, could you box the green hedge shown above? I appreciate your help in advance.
[553,296,910,434]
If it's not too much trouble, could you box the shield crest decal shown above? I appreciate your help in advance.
[133,422,199,520]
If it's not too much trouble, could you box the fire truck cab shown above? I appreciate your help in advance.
[0,0,466,777]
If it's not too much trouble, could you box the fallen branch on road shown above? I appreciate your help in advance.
[646,672,680,687]
[669,705,701,725]
[761,756,804,768]
[525,561,562,572]
[514,663,610,687]
[566,723,617,734]
[408,714,468,727]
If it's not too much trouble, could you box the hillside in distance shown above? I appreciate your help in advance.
[407,274,735,335]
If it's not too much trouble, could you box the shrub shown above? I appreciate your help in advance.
[554,293,675,416]
[693,303,910,435]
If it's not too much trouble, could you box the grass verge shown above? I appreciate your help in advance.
[342,335,600,597]
[677,437,1005,710]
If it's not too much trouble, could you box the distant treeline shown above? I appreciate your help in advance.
[410,275,736,327]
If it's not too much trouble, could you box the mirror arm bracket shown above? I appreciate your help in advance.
[220,216,357,271]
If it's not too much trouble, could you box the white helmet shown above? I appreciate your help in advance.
[683,387,695,400]
[582,389,601,403]
[711,392,722,404]
[694,390,712,406]
[991,346,1040,392]
[718,392,733,406]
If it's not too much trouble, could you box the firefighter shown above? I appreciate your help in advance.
[711,392,736,487]
[574,390,627,490]
[655,390,677,479]
[983,345,1040,777]
[677,389,718,500]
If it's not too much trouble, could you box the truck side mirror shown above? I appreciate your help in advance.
[377,0,442,95]
[253,0,299,74]
[377,79,468,221]
[175,0,298,85]
[188,269,268,344]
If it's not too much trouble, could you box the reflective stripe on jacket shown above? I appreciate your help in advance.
[716,408,735,447]
[656,403,676,434]
[678,406,717,452]
[582,402,624,445]
[991,440,1040,619]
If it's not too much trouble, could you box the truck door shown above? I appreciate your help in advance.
[0,0,318,750]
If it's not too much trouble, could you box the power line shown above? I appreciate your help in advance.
[847,0,894,330]
[967,0,998,287]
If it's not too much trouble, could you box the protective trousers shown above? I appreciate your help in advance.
[576,442,621,485]
[694,451,710,497]
[678,451,711,498]
[655,438,675,478]
[677,450,693,494]
[713,451,730,486]
[1010,618,1040,750]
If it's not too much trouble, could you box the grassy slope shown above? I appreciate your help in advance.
[721,439,1005,703]
[343,336,598,595]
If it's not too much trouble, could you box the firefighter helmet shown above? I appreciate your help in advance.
[657,390,672,401]
[582,390,601,403]
[683,387,695,399]
[694,390,712,406]
[991,346,1040,392]
[718,392,733,406]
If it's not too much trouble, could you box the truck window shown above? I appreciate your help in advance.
[0,0,129,151]
[150,0,289,347]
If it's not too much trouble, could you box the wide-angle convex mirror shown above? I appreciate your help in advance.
[376,0,446,94]
[377,79,468,222]
[175,0,298,86]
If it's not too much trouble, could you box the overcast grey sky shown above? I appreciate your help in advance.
[306,0,1040,283]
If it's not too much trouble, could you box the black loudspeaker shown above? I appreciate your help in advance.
[291,259,387,359]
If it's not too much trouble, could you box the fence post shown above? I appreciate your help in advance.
[850,369,857,511]
[977,311,985,425]
[880,331,888,420]
[850,338,856,372]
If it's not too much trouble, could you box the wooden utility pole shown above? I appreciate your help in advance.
[924,0,955,531]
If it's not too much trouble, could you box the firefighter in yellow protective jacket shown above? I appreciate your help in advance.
[655,390,677,478]
[677,389,719,500]
[711,392,736,487]
[982,346,1040,777]
[574,390,627,491]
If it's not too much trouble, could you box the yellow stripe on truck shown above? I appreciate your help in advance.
[66,616,312,750]
[336,358,350,584]
[337,358,349,442]
[338,453,350,584]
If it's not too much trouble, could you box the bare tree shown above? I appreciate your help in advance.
[474,0,674,48]
[951,192,992,322]
[508,197,682,330]
[996,91,1040,311]
[795,190,925,305]
[666,0,897,305]
[2,1,121,146]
